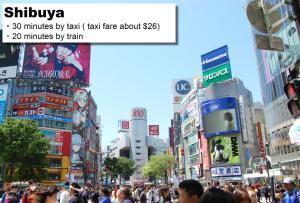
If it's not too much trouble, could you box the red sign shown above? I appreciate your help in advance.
[122,121,130,129]
[132,109,145,118]
[149,125,159,136]
[40,103,71,111]
[13,109,37,116]
[45,96,68,106]
[18,96,39,104]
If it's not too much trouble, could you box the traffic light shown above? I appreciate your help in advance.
[284,79,300,118]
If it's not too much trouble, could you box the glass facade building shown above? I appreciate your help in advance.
[249,0,300,171]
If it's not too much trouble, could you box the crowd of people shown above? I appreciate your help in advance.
[1,177,300,203]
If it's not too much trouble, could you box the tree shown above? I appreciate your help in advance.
[143,154,175,182]
[0,118,50,181]
[116,157,135,183]
[103,157,119,181]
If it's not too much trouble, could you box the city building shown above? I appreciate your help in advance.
[2,43,101,186]
[105,107,168,183]
[247,0,300,175]
[201,78,259,183]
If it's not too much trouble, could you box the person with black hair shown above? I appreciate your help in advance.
[178,179,204,203]
[99,187,111,203]
[68,183,82,203]
[201,187,236,203]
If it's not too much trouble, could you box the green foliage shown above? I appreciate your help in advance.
[116,157,135,178]
[104,157,136,180]
[143,154,175,178]
[0,118,50,181]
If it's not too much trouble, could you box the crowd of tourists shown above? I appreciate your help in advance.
[1,177,300,203]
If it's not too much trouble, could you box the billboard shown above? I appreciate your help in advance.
[0,84,8,124]
[118,120,130,131]
[0,66,17,79]
[0,30,19,67]
[172,79,194,113]
[202,63,232,88]
[71,88,88,175]
[201,45,229,71]
[209,135,240,165]
[202,97,239,138]
[22,44,91,85]
[149,125,159,136]
[131,108,147,120]
[211,165,242,178]
[42,130,64,155]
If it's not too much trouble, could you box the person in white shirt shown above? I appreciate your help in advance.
[60,181,70,203]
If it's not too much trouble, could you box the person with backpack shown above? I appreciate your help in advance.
[1,185,19,203]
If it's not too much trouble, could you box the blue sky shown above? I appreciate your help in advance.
[1,0,261,147]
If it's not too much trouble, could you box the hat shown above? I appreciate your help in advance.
[283,177,294,184]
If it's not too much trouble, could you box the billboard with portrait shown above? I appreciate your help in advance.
[209,135,240,166]
[22,43,90,85]
[71,88,88,173]
[202,97,239,138]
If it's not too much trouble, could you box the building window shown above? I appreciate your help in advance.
[136,153,141,155]
[47,172,61,181]
[48,158,62,168]
[136,146,141,149]
[136,140,141,143]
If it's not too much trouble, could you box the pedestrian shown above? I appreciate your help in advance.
[59,181,70,203]
[263,185,271,203]
[99,187,111,203]
[256,187,262,203]
[158,187,171,203]
[117,187,132,203]
[68,183,83,203]
[224,184,231,193]
[233,188,251,203]
[178,179,203,203]
[282,177,299,203]
[201,187,236,203]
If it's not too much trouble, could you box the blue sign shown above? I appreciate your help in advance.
[0,101,6,124]
[14,115,72,123]
[175,80,191,95]
[211,165,242,178]
[201,45,230,71]
[202,97,240,138]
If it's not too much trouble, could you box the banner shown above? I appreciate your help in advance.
[0,84,8,124]
[22,43,91,85]
[201,45,229,71]
[209,135,240,165]
[149,125,159,136]
[202,63,232,88]
[211,165,242,177]
[202,97,239,138]
[118,120,130,131]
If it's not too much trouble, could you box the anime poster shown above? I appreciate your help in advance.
[22,43,90,85]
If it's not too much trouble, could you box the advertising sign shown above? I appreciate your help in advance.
[211,165,242,177]
[202,97,239,138]
[71,88,88,172]
[149,125,160,136]
[172,79,194,112]
[131,108,147,120]
[209,135,240,165]
[118,120,130,131]
[18,96,39,104]
[201,45,229,71]
[288,118,300,145]
[22,43,91,85]
[42,130,63,155]
[0,84,8,124]
[45,95,68,106]
[0,66,17,79]
[202,63,232,88]
[0,31,19,67]
[13,115,72,123]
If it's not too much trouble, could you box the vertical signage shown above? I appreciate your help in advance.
[0,84,8,124]
[149,125,160,136]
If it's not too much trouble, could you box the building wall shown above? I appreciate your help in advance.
[249,1,300,168]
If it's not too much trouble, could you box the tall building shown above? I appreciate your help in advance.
[201,78,259,183]
[4,43,100,186]
[105,107,168,184]
[247,0,300,173]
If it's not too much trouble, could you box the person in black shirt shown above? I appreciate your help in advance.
[68,183,82,203]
